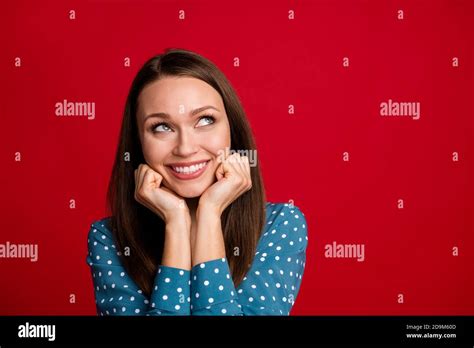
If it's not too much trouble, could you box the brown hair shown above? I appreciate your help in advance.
[107,48,266,297]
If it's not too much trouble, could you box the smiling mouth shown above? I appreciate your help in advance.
[166,160,211,179]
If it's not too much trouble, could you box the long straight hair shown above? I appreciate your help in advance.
[107,48,266,297]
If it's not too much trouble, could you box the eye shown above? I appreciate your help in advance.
[151,122,172,133]
[196,115,215,127]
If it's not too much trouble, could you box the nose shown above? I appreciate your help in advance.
[172,129,199,157]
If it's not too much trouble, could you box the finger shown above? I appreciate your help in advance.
[136,164,149,193]
[134,167,140,200]
[143,167,163,190]
[236,153,248,176]
[215,161,227,181]
[241,156,252,189]
[228,153,246,182]
[232,154,252,192]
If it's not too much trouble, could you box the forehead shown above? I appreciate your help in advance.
[137,76,224,118]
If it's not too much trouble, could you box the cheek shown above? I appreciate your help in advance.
[205,123,231,154]
[141,137,168,168]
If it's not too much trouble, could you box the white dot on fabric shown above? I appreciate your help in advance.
[165,278,170,283]
[219,285,224,291]
[204,280,209,286]
[214,268,219,274]
[107,260,112,265]
[195,293,200,298]
[179,270,184,276]
[249,297,254,302]
[200,264,205,269]
[175,305,180,310]
[135,309,140,313]
[130,296,135,301]
[177,287,182,293]
[162,295,168,300]
[221,309,227,314]
[208,298,214,303]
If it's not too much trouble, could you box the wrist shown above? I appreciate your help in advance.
[165,215,191,237]
[196,202,222,220]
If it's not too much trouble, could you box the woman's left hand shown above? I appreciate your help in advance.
[198,152,252,216]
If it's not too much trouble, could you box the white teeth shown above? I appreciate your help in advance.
[172,161,207,174]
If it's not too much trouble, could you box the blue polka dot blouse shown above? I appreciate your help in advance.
[86,202,308,315]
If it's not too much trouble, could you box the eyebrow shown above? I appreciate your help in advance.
[144,105,220,122]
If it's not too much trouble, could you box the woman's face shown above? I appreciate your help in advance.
[137,76,231,198]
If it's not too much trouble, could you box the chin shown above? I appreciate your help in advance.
[172,185,207,198]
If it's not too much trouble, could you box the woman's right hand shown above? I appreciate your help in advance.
[134,163,190,224]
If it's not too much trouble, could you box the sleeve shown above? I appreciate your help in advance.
[190,204,308,315]
[86,220,191,316]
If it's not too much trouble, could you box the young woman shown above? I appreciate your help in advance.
[86,48,308,315]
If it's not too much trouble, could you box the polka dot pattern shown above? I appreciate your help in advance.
[190,258,238,312]
[86,202,307,316]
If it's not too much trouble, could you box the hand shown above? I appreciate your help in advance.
[198,152,252,216]
[134,163,190,224]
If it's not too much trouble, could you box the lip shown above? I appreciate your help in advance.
[166,160,211,180]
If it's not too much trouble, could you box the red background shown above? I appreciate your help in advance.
[1,0,472,315]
